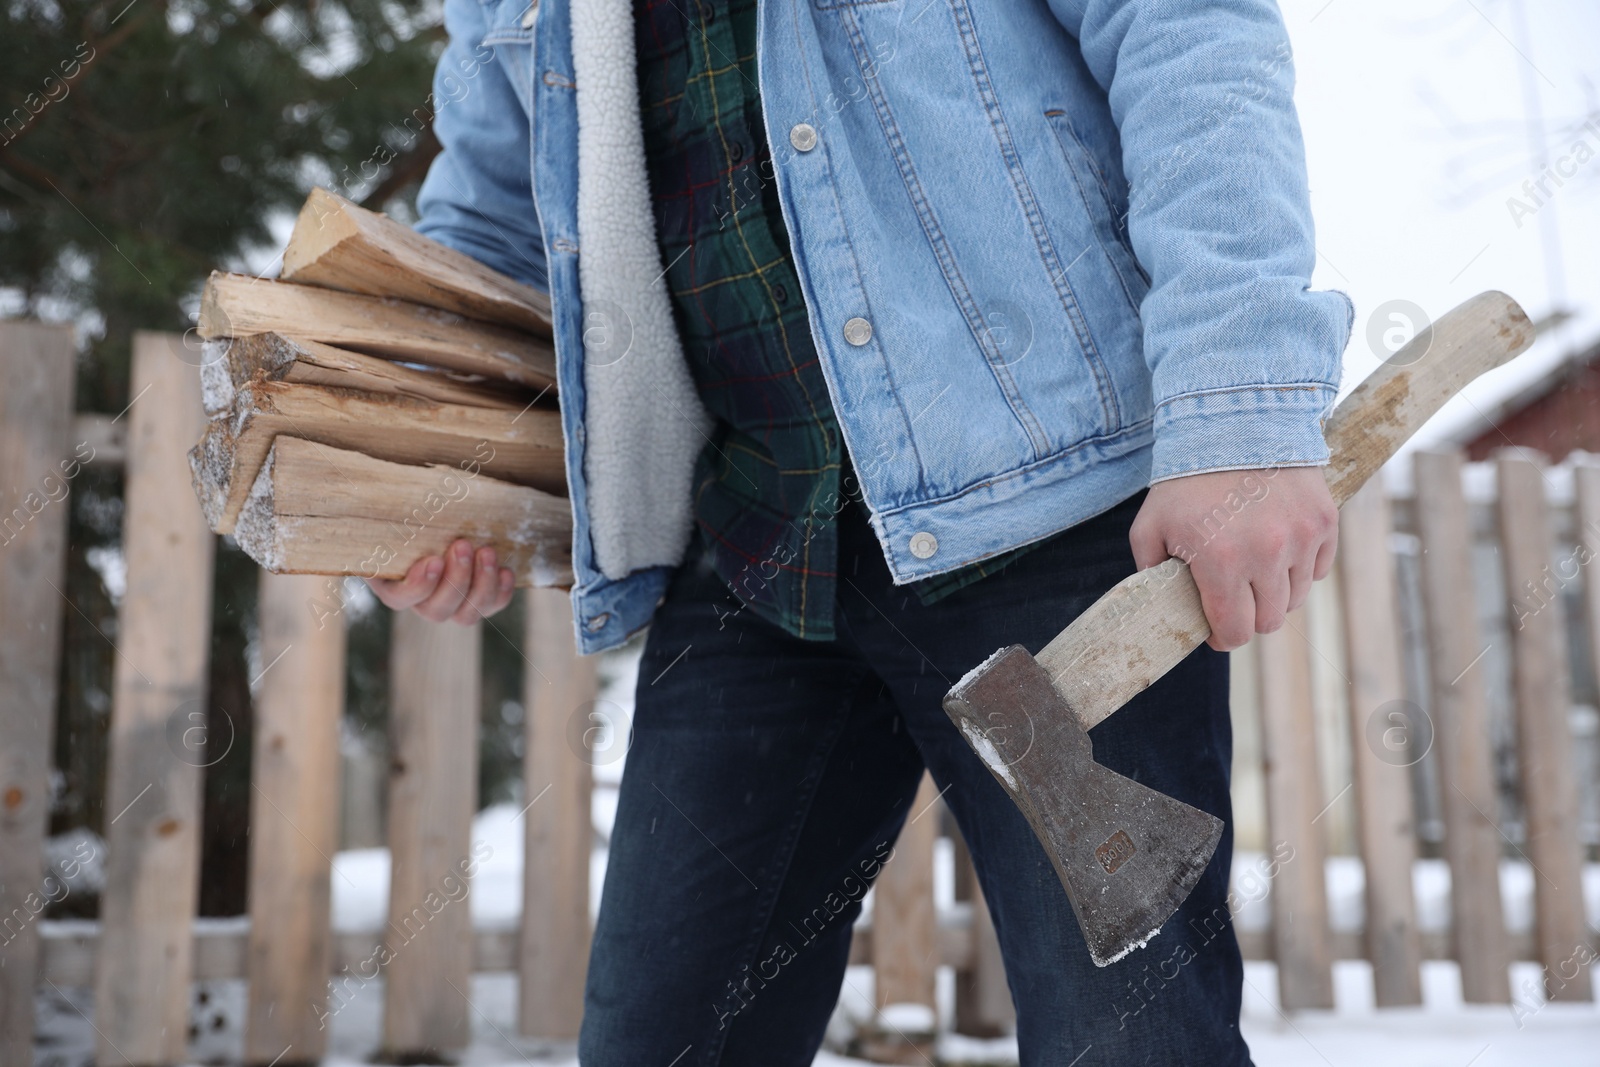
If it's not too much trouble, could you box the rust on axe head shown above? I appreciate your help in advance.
[943,645,1223,967]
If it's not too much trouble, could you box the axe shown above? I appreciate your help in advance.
[943,291,1534,967]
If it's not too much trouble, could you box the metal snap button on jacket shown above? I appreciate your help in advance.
[843,317,872,346]
[909,531,939,559]
[789,123,817,152]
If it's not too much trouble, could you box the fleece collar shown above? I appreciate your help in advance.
[568,0,710,581]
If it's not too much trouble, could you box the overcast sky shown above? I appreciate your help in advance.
[1285,0,1600,454]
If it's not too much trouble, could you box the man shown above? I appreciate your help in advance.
[369,0,1347,1061]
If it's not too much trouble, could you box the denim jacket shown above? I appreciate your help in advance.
[415,0,1351,653]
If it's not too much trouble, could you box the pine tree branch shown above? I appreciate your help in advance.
[0,0,168,157]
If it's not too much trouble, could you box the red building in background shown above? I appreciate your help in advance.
[1459,335,1600,462]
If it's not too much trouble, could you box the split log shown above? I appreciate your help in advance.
[187,378,564,534]
[200,333,537,418]
[198,271,556,390]
[233,436,573,587]
[282,187,552,334]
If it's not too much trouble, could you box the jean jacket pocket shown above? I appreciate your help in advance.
[1044,108,1150,312]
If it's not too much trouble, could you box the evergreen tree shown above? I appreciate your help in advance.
[2,0,532,914]
[1,0,445,408]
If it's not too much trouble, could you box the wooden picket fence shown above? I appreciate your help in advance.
[2,323,1597,1065]
[1229,454,1599,1010]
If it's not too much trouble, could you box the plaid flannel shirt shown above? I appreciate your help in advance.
[634,0,1044,640]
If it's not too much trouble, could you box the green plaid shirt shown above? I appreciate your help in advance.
[634,0,1042,640]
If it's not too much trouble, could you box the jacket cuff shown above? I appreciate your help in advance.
[1149,382,1337,483]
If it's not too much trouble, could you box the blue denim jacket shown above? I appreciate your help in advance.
[415,0,1351,653]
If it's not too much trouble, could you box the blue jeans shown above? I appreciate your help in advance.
[578,492,1251,1066]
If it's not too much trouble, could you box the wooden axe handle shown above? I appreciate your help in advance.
[1033,290,1534,732]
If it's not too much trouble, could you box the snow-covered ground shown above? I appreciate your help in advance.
[33,959,1600,1067]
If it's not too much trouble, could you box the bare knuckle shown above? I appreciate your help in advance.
[1213,629,1245,651]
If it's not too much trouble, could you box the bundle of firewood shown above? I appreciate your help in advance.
[188,188,574,587]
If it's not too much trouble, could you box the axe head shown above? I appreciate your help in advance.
[943,645,1224,967]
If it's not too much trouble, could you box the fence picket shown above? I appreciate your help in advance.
[1576,461,1600,823]
[951,827,1013,1036]
[1413,451,1510,1002]
[1337,480,1424,1005]
[244,572,347,1063]
[518,587,595,1038]
[1256,607,1335,1009]
[93,332,216,1064]
[381,612,481,1055]
[0,322,77,1065]
[873,773,939,1020]
[1495,456,1592,1001]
